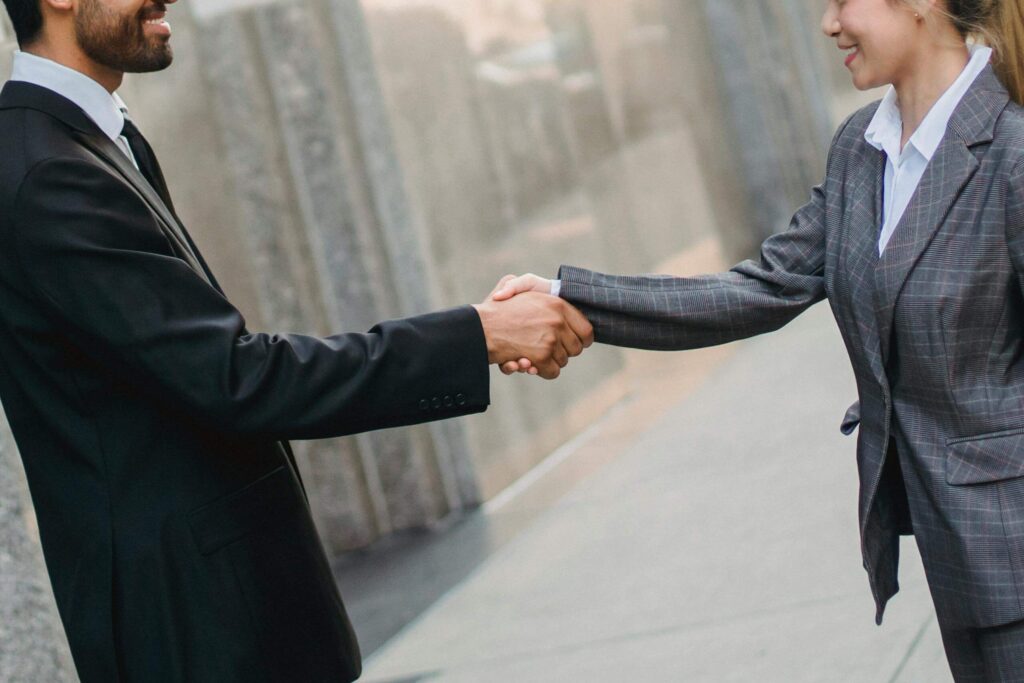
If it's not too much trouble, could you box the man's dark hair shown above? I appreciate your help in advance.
[1,0,43,46]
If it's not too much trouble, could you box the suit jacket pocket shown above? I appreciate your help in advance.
[946,428,1024,485]
[187,466,289,555]
[186,463,362,680]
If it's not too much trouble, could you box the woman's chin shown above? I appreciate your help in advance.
[851,74,877,92]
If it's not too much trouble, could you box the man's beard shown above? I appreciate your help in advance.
[75,1,173,74]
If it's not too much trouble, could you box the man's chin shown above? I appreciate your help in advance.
[125,48,174,73]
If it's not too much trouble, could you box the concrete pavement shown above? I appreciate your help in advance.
[356,303,952,682]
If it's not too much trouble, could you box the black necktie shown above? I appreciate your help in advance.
[119,117,221,290]
[120,117,177,214]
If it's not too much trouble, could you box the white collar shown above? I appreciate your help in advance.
[9,50,128,143]
[864,44,992,162]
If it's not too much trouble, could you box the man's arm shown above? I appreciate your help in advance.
[7,157,588,439]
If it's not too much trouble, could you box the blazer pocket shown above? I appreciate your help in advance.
[946,428,1024,485]
[187,466,290,555]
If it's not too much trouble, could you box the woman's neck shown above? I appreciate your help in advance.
[893,43,971,149]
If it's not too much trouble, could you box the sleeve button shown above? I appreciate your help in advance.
[431,397,442,409]
[456,393,467,406]
[443,395,454,407]
[419,399,429,411]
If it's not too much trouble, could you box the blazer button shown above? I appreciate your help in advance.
[419,399,430,411]
[443,395,454,407]
[456,393,467,406]
[431,397,442,409]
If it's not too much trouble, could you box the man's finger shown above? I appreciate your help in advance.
[561,303,594,348]
[552,344,569,369]
[563,331,584,358]
[537,359,561,380]
[555,317,585,359]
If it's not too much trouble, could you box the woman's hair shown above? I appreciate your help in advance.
[924,0,1024,105]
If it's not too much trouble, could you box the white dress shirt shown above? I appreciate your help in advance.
[9,50,139,168]
[865,44,992,254]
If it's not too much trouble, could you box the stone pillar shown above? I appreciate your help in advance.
[700,0,832,241]
[324,0,481,510]
[188,0,480,554]
[0,415,77,682]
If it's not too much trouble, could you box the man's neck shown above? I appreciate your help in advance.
[22,42,123,94]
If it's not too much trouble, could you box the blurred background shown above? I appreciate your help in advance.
[1,1,923,680]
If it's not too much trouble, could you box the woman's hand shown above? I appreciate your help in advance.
[491,273,553,302]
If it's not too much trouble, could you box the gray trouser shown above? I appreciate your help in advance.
[940,618,1024,682]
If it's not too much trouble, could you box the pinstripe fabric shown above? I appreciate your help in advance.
[558,66,1024,641]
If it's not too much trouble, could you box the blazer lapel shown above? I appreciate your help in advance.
[872,138,978,361]
[841,142,889,384]
[872,66,1009,363]
[0,81,212,287]
[74,131,212,286]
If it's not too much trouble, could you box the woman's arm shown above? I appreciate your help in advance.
[493,180,829,354]
[555,183,828,351]
[490,112,862,364]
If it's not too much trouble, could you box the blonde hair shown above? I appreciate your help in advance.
[990,0,1024,105]
[918,0,1024,105]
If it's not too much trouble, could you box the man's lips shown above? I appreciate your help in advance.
[143,9,171,36]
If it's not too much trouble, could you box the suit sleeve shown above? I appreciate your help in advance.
[9,157,490,440]
[555,117,855,352]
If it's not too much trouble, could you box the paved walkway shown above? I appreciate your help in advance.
[358,303,952,682]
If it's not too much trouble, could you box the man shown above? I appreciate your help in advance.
[0,0,593,680]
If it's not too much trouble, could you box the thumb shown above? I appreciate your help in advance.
[488,274,517,301]
[491,277,522,301]
[493,274,544,301]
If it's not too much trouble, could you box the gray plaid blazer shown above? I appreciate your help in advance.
[559,65,1024,629]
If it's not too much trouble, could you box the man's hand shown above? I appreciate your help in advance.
[473,284,593,380]
[486,273,566,376]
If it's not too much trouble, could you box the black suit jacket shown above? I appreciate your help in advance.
[0,80,490,682]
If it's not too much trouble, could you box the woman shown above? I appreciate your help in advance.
[494,1,1024,679]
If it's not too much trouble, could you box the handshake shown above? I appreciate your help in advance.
[472,273,592,380]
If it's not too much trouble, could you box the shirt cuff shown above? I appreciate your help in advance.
[550,279,561,297]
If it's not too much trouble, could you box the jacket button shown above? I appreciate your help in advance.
[456,393,467,406]
[419,399,429,411]
[443,395,454,407]
[431,397,442,409]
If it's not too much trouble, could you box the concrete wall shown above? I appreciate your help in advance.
[0,0,846,675]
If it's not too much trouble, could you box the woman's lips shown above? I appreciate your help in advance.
[845,48,860,67]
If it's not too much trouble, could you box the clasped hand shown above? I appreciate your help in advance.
[473,274,590,379]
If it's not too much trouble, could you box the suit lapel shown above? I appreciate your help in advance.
[872,138,978,362]
[870,65,1008,363]
[0,81,214,289]
[74,131,212,286]
[841,142,888,384]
